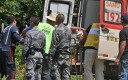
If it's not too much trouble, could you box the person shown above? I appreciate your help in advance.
[38,13,57,80]
[21,16,46,80]
[21,26,31,38]
[81,23,104,80]
[0,16,23,80]
[21,17,32,38]
[50,13,71,80]
[115,14,128,80]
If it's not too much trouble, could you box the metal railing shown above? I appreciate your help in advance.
[70,37,84,80]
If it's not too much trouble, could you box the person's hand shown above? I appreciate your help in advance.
[114,58,120,65]
[43,54,53,64]
[19,37,25,45]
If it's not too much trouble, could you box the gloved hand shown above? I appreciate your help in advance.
[44,54,53,64]
[19,37,25,44]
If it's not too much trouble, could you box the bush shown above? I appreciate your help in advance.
[15,45,25,79]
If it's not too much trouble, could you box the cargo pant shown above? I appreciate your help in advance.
[83,49,104,80]
[24,52,43,80]
[41,57,51,80]
[51,54,70,80]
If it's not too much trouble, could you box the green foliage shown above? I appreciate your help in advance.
[18,0,44,18]
[15,45,23,67]
[0,0,20,15]
[15,45,25,79]
[0,0,44,23]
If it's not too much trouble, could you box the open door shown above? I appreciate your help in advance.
[98,0,127,60]
[42,0,75,27]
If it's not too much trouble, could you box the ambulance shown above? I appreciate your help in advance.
[42,0,128,79]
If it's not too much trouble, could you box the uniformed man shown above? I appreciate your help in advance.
[50,13,71,80]
[0,16,23,80]
[22,16,45,80]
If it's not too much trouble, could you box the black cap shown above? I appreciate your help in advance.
[121,14,128,23]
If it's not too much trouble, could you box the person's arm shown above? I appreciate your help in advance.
[78,31,87,44]
[117,41,126,59]
[11,26,23,42]
[115,41,126,65]
[78,25,91,44]
[50,29,60,58]
[115,30,126,65]
[21,29,27,38]
[21,32,30,62]
[70,26,86,33]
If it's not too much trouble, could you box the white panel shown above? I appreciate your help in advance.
[42,0,75,27]
[50,2,69,24]
[98,27,119,61]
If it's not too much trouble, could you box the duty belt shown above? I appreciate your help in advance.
[33,48,42,52]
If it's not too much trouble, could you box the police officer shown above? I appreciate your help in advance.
[50,13,71,80]
[22,16,45,80]
[0,16,23,80]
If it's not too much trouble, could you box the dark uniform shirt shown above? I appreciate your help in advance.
[0,25,22,79]
[22,26,46,58]
[50,24,72,57]
[1,25,22,51]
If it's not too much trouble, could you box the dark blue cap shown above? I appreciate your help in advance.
[121,14,128,23]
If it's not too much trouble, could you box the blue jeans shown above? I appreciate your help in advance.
[119,54,128,80]
[42,58,51,80]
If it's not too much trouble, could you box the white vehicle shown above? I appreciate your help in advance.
[43,0,128,80]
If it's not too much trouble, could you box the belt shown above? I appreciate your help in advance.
[34,48,42,52]
[85,46,97,50]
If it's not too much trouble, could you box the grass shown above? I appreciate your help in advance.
[2,74,84,80]
[2,69,84,80]
[2,65,25,80]
[71,75,84,80]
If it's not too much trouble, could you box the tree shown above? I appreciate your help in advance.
[19,0,44,20]
[0,0,44,27]
[72,0,81,26]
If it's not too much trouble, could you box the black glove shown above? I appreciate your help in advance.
[19,38,25,44]
[43,54,53,64]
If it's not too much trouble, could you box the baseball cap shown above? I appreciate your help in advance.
[47,13,58,22]
[121,14,128,23]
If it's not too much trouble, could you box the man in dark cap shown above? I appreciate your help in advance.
[115,14,128,80]
[22,16,46,80]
